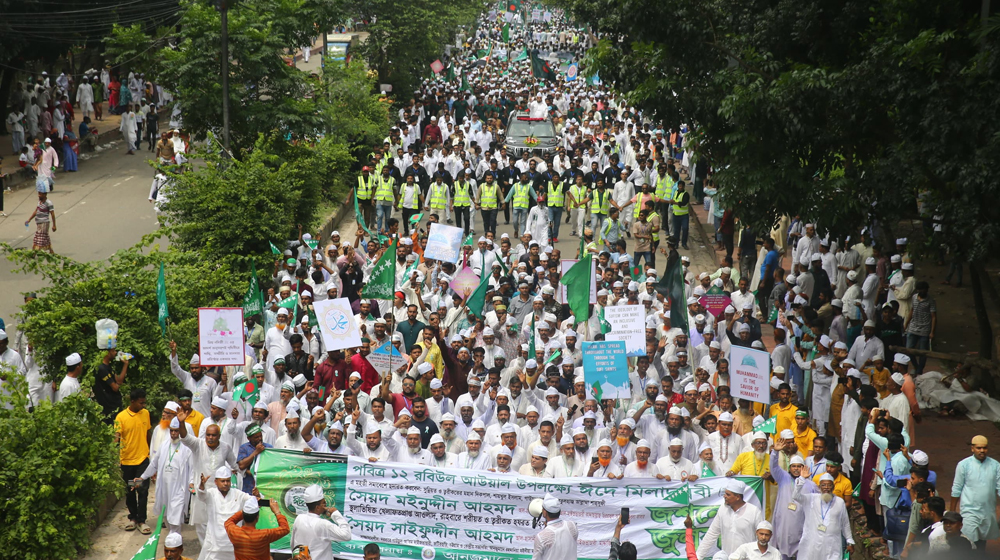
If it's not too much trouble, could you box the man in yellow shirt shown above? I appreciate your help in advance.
[177,390,204,436]
[727,432,771,478]
[812,451,853,507]
[416,326,445,379]
[768,383,798,443]
[793,410,818,458]
[114,388,152,534]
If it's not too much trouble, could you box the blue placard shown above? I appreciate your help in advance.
[581,340,629,400]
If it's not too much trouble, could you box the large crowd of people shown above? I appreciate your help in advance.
[1,4,997,560]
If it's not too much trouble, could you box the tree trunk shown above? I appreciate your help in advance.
[0,67,15,135]
[970,263,994,360]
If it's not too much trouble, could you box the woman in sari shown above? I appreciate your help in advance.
[25,191,56,253]
[108,77,120,111]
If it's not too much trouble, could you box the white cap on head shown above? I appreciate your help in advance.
[542,492,560,513]
[891,372,905,385]
[407,426,421,436]
[164,401,180,412]
[65,353,82,367]
[169,417,181,429]
[820,473,835,483]
[636,439,651,450]
[429,434,445,446]
[619,418,636,429]
[164,532,183,548]
[441,412,456,422]
[718,412,734,423]
[751,432,767,442]
[466,431,481,442]
[302,484,325,503]
[429,378,443,389]
[789,455,805,466]
[417,362,434,375]
[725,479,747,495]
[911,450,929,465]
[756,521,773,533]
[532,446,548,458]
[669,438,683,447]
[243,497,260,514]
[215,466,232,479]
[780,429,795,439]
[212,396,229,409]
[0,329,6,341]
[894,353,911,365]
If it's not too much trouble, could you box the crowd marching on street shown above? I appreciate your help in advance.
[1,3,998,560]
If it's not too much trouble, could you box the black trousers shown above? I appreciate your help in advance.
[481,209,498,236]
[500,185,511,223]
[454,206,471,234]
[401,207,419,235]
[122,459,150,523]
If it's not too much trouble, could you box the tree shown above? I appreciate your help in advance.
[557,0,1000,359]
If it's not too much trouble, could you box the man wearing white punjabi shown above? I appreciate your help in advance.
[708,412,746,473]
[137,417,192,534]
[345,419,398,461]
[274,414,311,451]
[197,465,251,560]
[623,439,659,478]
[458,431,495,470]
[170,341,218,419]
[727,521,782,560]
[655,438,695,481]
[697,479,764,560]
[120,106,138,154]
[792,473,855,560]
[769,440,818,560]
[532,493,578,560]
[520,446,554,477]
[76,77,95,119]
[589,439,624,479]
[393,426,433,464]
[55,353,83,402]
[177,408,236,544]
[290,484,352,560]
[546,434,586,477]
[427,434,458,468]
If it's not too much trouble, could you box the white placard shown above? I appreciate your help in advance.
[197,308,246,366]
[423,223,464,264]
[603,304,647,357]
[729,345,772,404]
[313,298,363,352]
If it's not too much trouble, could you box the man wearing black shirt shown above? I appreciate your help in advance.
[409,396,439,448]
[876,302,905,349]
[94,347,128,423]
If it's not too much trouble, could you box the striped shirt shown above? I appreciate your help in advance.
[224,511,289,560]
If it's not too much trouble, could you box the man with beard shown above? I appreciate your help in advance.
[302,409,352,455]
[488,422,527,469]
[392,426,432,464]
[493,447,516,473]
[588,439,623,479]
[547,434,586,477]
[236,423,274,493]
[408,395,439,447]
[136,417,192,534]
[693,442,723,479]
[458,432,493,470]
[197,465,252,560]
[696,479,763,560]
[267,383,295,433]
[426,377,454,424]
[177,411,236,544]
[769,438,818,560]
[708,412,746,473]
[728,521,782,560]
[345,408,400,461]
[656,406,700,463]
[655,438,695,481]
[632,393,668,443]
[427,433,457,468]
[727,433,771,479]
[228,402,277,449]
[438,412,466,454]
[623,440,659,478]
[519,446,553,477]
[572,429,594,465]
[792,474,855,560]
[170,340,218,419]
[275,415,310,451]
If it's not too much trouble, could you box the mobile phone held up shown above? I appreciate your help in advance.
[621,507,630,525]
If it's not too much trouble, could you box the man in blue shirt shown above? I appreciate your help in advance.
[236,424,273,493]
[758,237,780,313]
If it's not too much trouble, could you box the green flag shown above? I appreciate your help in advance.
[462,233,475,246]
[354,191,375,238]
[465,271,491,319]
[528,314,536,357]
[530,49,558,81]
[590,380,603,401]
[701,462,717,478]
[242,262,265,318]
[269,241,282,255]
[757,415,778,434]
[156,262,169,337]
[129,508,165,560]
[598,307,612,334]
[506,0,521,13]
[460,72,471,92]
[304,239,318,251]
[278,291,300,310]
[655,255,689,333]
[560,254,592,323]
[362,238,398,299]
[513,47,528,62]
[852,482,861,499]
[446,64,456,82]
[543,349,562,366]
[502,23,510,42]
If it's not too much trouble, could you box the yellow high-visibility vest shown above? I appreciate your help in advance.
[547,182,564,207]
[357,175,374,200]
[429,183,448,209]
[480,183,499,209]
[374,176,395,202]
[453,182,471,207]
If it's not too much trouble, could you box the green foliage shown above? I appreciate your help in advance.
[0,371,121,560]
[2,240,246,408]
[321,60,391,149]
[103,22,174,78]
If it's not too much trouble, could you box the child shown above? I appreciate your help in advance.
[865,354,891,399]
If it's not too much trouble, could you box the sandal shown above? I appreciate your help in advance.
[138,523,152,535]
[124,521,136,531]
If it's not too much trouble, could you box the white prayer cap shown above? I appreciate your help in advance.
[832,298,844,307]
[471,419,485,430]
[348,371,361,380]
[597,438,613,450]
[793,295,807,305]
[417,362,434,375]
[819,334,832,347]
[804,223,815,229]
[901,262,914,270]
[686,296,699,306]
[583,411,597,420]
[565,329,578,338]
[277,307,290,316]
[329,421,344,433]
[890,254,902,263]
[911,450,929,466]
[725,479,747,494]
[725,305,736,314]
[532,446,548,458]
[699,383,712,392]
[164,401,180,412]
[441,413,456,422]
[501,423,518,435]
[613,281,624,289]
[752,415,766,427]
[212,396,229,409]
[619,418,636,429]
[429,378,443,389]
[751,340,765,350]
[169,417,181,429]
[407,426,421,436]
[866,256,876,265]
[789,455,805,466]
[718,412,734,423]
[847,368,861,379]
[0,330,6,341]
[628,281,639,292]
[894,353,911,365]
[842,358,856,367]
[253,401,268,411]
[293,374,308,386]
[645,316,659,329]
[636,439,651,450]
[698,442,711,454]
[846,270,858,281]
[891,372,905,386]
[429,434,445,446]
[597,289,609,296]
[682,255,691,263]
[558,433,574,447]
[721,267,732,275]
[698,272,710,280]
[819,473,835,483]
[834,341,848,351]
[302,484,326,503]
[770,376,783,390]
[525,359,538,369]
[709,341,721,349]
[526,405,539,414]
[65,353,82,367]
[542,492,560,513]
[243,497,260,514]
[863,319,876,328]
[164,532,183,549]
[482,327,495,336]
[896,237,908,245]
[655,394,670,404]
[751,432,767,442]
[467,376,481,386]
[215,465,232,479]
[252,363,265,373]
[668,406,684,416]
[756,521,774,533]
[669,438,683,448]
[398,408,412,417]
[391,332,403,341]
[497,446,512,458]
[780,429,795,439]
[684,383,699,393]
[820,239,830,247]
[537,321,550,330]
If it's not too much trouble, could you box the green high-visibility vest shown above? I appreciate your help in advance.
[512,183,530,208]
[480,183,499,209]
[547,182,564,207]
[633,193,654,220]
[590,188,610,214]
[429,183,448,209]
[374,176,395,202]
[649,210,660,242]
[654,176,671,199]
[454,182,472,207]
[570,185,587,208]
[357,175,374,200]
[672,189,689,215]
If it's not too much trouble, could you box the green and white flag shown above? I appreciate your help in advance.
[701,462,717,478]
[362,238,397,300]
[278,291,300,310]
[269,241,282,255]
[156,262,169,337]
[242,262,265,318]
[757,415,778,434]
[129,508,164,560]
[304,238,318,251]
